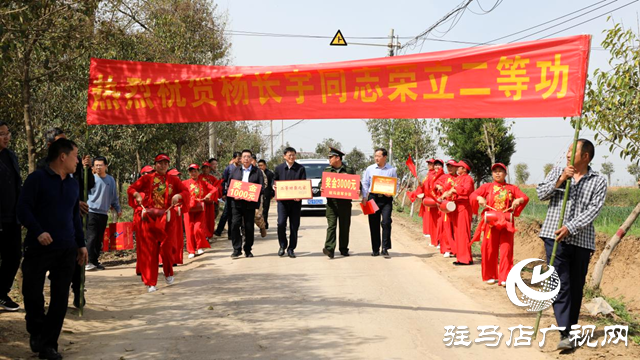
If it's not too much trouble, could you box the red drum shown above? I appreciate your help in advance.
[484,210,513,226]
[143,208,166,220]
[423,197,437,207]
[189,201,205,213]
[439,200,456,213]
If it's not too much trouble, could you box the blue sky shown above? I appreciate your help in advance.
[219,0,639,185]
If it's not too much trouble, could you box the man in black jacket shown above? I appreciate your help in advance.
[36,127,93,309]
[214,152,241,239]
[258,159,275,230]
[229,149,264,258]
[272,147,307,258]
[18,138,88,360]
[0,121,22,311]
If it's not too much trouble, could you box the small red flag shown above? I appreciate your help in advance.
[406,154,417,179]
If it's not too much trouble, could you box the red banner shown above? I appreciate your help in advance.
[87,35,590,125]
[321,173,361,200]
[227,179,262,202]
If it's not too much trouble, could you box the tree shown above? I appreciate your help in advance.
[366,118,436,180]
[600,156,614,185]
[543,163,554,177]
[439,118,516,185]
[1,1,99,171]
[514,163,530,185]
[583,21,640,289]
[344,147,369,175]
[314,138,342,157]
[627,163,640,182]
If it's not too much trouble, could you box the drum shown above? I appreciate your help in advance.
[143,208,166,220]
[423,197,437,207]
[484,210,513,226]
[439,200,456,213]
[190,201,205,213]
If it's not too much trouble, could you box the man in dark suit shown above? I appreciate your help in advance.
[229,149,264,258]
[0,121,22,312]
[272,147,306,258]
[258,159,275,229]
[214,152,241,239]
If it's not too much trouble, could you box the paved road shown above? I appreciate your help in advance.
[60,206,550,360]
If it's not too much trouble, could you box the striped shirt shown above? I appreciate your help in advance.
[536,166,607,250]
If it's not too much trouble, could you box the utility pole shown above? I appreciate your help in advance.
[208,123,217,159]
[388,28,395,57]
[270,120,274,159]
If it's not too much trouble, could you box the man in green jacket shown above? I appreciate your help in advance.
[321,147,356,259]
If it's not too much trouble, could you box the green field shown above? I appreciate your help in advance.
[518,188,640,237]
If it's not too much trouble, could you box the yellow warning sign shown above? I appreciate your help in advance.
[330,30,347,46]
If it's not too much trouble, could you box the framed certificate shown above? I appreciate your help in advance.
[370,175,398,196]
[275,180,313,200]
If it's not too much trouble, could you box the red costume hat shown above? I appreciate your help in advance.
[433,159,445,166]
[140,165,154,174]
[188,163,200,170]
[201,162,211,168]
[456,160,471,172]
[491,163,508,172]
[167,168,181,176]
[426,158,435,163]
[446,159,457,166]
[155,154,170,163]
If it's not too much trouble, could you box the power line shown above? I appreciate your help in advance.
[474,0,613,46]
[534,0,639,41]
[400,0,475,53]
[507,0,638,43]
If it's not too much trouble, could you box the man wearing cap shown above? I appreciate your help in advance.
[272,147,307,258]
[128,154,190,292]
[470,163,528,285]
[199,161,221,238]
[184,164,217,258]
[214,152,242,239]
[229,149,264,258]
[441,159,475,265]
[131,166,154,276]
[435,160,458,257]
[361,148,398,257]
[321,147,357,259]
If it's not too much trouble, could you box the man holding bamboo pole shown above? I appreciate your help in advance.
[536,139,607,350]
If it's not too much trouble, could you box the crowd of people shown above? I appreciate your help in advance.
[0,118,613,357]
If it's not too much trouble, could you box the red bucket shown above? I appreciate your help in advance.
[143,208,166,221]
[439,200,456,213]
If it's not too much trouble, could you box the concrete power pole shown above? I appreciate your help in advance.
[388,29,395,57]
[270,120,274,159]
[208,122,217,159]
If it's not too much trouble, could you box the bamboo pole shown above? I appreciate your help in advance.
[79,127,89,317]
[532,117,581,339]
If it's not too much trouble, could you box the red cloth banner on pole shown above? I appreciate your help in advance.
[87,35,590,125]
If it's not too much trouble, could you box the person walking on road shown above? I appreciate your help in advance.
[321,147,356,259]
[537,139,607,350]
[229,150,264,258]
[214,152,241,239]
[85,156,122,271]
[272,147,306,258]
[258,159,275,230]
[0,121,22,312]
[361,148,398,257]
[18,138,88,360]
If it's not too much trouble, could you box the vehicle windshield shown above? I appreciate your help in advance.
[302,164,327,179]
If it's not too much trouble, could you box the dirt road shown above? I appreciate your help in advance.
[3,206,634,359]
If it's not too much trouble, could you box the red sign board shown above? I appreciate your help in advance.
[227,179,262,202]
[102,222,134,252]
[321,172,360,200]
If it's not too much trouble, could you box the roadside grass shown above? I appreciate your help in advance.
[583,286,640,345]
